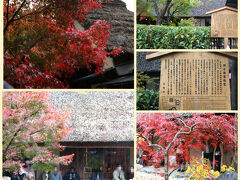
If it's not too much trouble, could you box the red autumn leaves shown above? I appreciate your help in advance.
[4,0,122,88]
[3,92,73,172]
[137,113,237,168]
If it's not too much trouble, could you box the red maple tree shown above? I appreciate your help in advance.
[4,0,122,88]
[3,92,73,173]
[137,113,237,180]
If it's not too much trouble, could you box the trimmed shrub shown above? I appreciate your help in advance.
[137,89,159,110]
[178,18,197,27]
[137,25,211,49]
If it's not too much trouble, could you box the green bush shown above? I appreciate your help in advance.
[137,89,159,110]
[137,25,211,49]
[178,18,197,27]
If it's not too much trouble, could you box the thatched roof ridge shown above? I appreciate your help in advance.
[49,91,134,142]
[82,0,134,53]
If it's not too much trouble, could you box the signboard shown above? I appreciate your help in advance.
[159,52,231,110]
[207,8,238,38]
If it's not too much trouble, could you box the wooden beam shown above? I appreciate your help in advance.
[146,51,174,60]
[60,141,134,148]
[146,52,238,61]
[217,52,238,59]
[206,6,238,14]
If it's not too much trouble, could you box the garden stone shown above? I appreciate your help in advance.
[217,171,238,180]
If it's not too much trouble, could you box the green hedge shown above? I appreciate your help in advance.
[137,89,159,110]
[137,25,211,49]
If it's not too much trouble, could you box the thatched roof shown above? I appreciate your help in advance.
[82,0,134,54]
[49,91,134,142]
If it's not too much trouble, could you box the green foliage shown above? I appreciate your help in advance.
[32,163,54,172]
[178,18,197,27]
[86,158,103,172]
[137,0,156,20]
[137,89,159,110]
[137,72,152,90]
[137,0,203,24]
[137,25,211,49]
[170,0,202,16]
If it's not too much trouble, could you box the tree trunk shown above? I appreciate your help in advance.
[166,9,170,25]
[153,0,172,25]
[166,3,174,25]
[213,145,217,170]
[152,0,161,25]
[164,152,169,180]
[220,143,224,168]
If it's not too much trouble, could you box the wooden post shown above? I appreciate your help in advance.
[231,59,238,110]
[224,37,228,49]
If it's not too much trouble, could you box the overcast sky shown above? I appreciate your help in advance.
[122,0,134,12]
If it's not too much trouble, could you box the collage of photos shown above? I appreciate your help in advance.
[2,0,239,180]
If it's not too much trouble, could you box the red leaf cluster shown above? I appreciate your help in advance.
[137,113,237,168]
[4,0,122,88]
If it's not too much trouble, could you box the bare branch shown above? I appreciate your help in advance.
[140,134,165,151]
[166,126,183,152]
[166,119,198,152]
[168,167,179,176]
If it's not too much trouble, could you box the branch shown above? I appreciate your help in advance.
[3,109,40,155]
[168,167,179,176]
[12,5,49,22]
[30,128,45,136]
[140,134,164,151]
[6,0,10,23]
[166,119,198,152]
[165,126,183,152]
[167,3,174,15]
[4,0,27,34]
[3,128,22,156]
[152,0,160,17]
[170,2,184,17]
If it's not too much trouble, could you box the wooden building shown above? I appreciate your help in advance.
[47,91,134,180]
[179,0,227,26]
[137,51,238,110]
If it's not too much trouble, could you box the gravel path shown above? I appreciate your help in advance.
[136,166,189,180]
